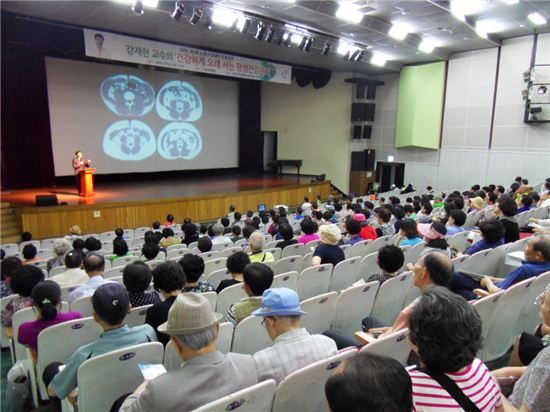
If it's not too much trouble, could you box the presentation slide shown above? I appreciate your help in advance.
[45,57,239,176]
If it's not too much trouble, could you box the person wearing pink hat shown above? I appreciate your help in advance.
[418,222,452,259]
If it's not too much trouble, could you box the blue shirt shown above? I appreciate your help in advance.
[51,324,157,399]
[446,226,465,236]
[69,276,115,304]
[399,237,423,247]
[498,261,550,290]
[346,235,364,245]
[466,239,504,255]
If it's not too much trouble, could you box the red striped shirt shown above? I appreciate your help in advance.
[409,358,502,412]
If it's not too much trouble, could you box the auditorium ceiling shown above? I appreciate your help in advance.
[2,0,550,73]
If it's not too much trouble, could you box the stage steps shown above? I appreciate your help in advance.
[329,184,346,200]
[1,203,21,244]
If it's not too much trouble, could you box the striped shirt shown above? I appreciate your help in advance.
[253,328,337,384]
[409,358,502,411]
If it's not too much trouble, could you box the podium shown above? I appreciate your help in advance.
[79,168,95,197]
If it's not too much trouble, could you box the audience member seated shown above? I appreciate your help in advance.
[294,207,305,220]
[248,231,275,263]
[325,352,413,412]
[445,209,467,236]
[324,253,453,349]
[49,250,87,287]
[418,222,452,258]
[84,237,102,253]
[275,223,298,249]
[407,287,503,411]
[1,265,44,327]
[140,242,160,261]
[344,218,363,245]
[252,288,337,384]
[394,218,423,247]
[312,224,345,267]
[180,254,214,293]
[159,228,180,248]
[517,195,534,214]
[45,283,157,410]
[392,206,406,233]
[493,195,520,243]
[468,196,485,213]
[374,207,396,237]
[119,293,258,412]
[356,213,378,241]
[18,281,82,360]
[67,226,81,239]
[71,238,85,254]
[229,225,243,243]
[69,253,113,304]
[21,231,33,242]
[181,222,199,246]
[417,201,433,221]
[492,346,550,412]
[366,245,405,285]
[220,217,232,234]
[509,284,550,367]
[298,218,320,244]
[210,223,228,246]
[225,262,273,325]
[163,213,175,228]
[146,261,185,346]
[47,239,71,272]
[449,236,550,300]
[123,262,161,307]
[22,244,44,265]
[110,238,133,263]
[216,251,250,294]
[197,236,212,253]
[465,220,505,255]
[1,256,22,297]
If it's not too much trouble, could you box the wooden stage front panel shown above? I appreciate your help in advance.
[17,181,330,239]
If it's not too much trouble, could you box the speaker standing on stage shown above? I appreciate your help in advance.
[72,150,91,194]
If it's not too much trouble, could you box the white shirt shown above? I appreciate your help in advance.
[50,267,88,287]
[69,275,114,304]
[211,236,229,245]
[253,328,337,384]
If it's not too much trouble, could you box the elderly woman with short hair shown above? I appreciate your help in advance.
[47,239,71,272]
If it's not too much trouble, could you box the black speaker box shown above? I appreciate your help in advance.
[351,151,366,171]
[353,125,363,139]
[362,125,372,139]
[35,195,58,207]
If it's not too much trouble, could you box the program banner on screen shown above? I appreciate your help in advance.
[45,57,239,176]
[83,29,291,84]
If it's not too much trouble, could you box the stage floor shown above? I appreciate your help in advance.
[1,174,313,207]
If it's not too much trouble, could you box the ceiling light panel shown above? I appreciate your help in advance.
[211,8,239,28]
[388,23,410,40]
[418,38,437,53]
[335,3,364,24]
[371,52,388,67]
[528,12,547,26]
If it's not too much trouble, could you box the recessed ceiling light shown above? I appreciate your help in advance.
[388,23,409,40]
[418,38,436,53]
[371,52,388,67]
[336,41,355,56]
[450,0,485,21]
[503,0,519,4]
[336,3,364,24]
[475,20,504,35]
[528,12,547,26]
[211,8,238,28]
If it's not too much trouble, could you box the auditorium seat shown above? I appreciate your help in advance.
[204,257,228,277]
[125,304,153,328]
[514,271,550,337]
[300,292,337,334]
[349,240,371,259]
[296,264,332,301]
[192,379,276,412]
[274,255,303,276]
[220,247,242,258]
[215,283,247,314]
[111,255,139,268]
[472,290,505,357]
[281,243,306,258]
[198,251,220,262]
[451,254,470,272]
[18,240,41,252]
[264,247,282,261]
[40,238,59,250]
[328,256,362,292]
[364,235,393,256]
[231,316,272,355]
[359,252,380,281]
[371,271,414,326]
[301,252,314,271]
[99,231,116,242]
[166,244,187,253]
[205,268,231,290]
[271,271,299,290]
[49,265,67,277]
[70,295,95,317]
[331,282,379,337]
[463,245,506,277]
[404,241,425,265]
[103,266,125,279]
[359,328,411,366]
[1,243,19,256]
[202,292,218,312]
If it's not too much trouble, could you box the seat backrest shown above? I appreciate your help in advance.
[274,255,303,276]
[404,241,426,265]
[349,240,371,259]
[451,255,470,272]
[301,252,314,271]
[216,283,247,314]
[41,238,59,250]
[201,292,218,312]
[328,256,362,292]
[205,258,228,277]
[472,290,505,349]
[193,379,276,412]
[296,264,333,301]
[359,252,380,282]
[359,328,411,366]
[370,271,414,326]
[300,292,338,334]
[19,240,41,252]
[11,307,36,361]
[166,248,192,260]
[264,247,282,261]
[145,260,164,271]
[216,321,235,354]
[281,243,306,258]
[331,282,380,337]
[480,278,536,362]
[506,237,530,254]
[99,231,116,242]
[48,265,67,277]
[1,243,19,256]
[112,255,140,268]
[103,266,125,279]
[272,349,357,412]
[220,247,242,258]
[212,240,233,252]
[447,231,470,253]
[364,235,393,256]
[464,247,505,277]
[164,340,181,371]
[126,304,153,328]
[306,239,321,249]
[71,295,95,317]
[514,271,550,337]
[231,315,273,354]
[206,269,231,290]
[198,251,221,261]
[339,244,351,259]
[271,271,299,291]
[166,244,187,253]
[60,284,84,303]
[77,342,164,412]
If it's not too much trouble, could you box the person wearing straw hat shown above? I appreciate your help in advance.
[312,223,345,267]
[252,288,337,384]
[120,293,258,412]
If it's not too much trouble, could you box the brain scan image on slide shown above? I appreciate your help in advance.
[158,122,203,160]
[103,120,157,160]
[100,75,155,116]
[156,80,203,121]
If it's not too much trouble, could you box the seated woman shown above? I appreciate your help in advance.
[468,196,485,213]
[179,254,214,293]
[298,218,320,244]
[181,222,199,246]
[517,195,534,214]
[109,238,133,263]
[275,223,298,249]
[493,195,520,244]
[312,224,345,267]
[394,218,423,247]
[1,256,22,298]
[1,265,44,327]
[366,245,404,285]
[159,228,180,248]
[466,219,505,255]
[18,281,82,360]
[47,239,71,272]
[22,244,44,266]
[122,262,161,308]
[418,222,452,258]
[216,251,250,294]
[408,287,504,411]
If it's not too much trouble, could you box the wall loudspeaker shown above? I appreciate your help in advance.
[35,195,59,207]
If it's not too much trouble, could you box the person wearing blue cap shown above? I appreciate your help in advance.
[252,287,337,384]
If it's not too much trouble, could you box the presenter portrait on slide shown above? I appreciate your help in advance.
[72,150,91,194]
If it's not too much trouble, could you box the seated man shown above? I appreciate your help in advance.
[465,219,505,255]
[49,250,87,287]
[119,293,258,412]
[45,283,156,410]
[324,252,453,349]
[210,223,228,246]
[252,288,337,384]
[225,262,273,325]
[179,254,214,293]
[68,253,113,304]
[449,236,550,300]
[248,231,275,263]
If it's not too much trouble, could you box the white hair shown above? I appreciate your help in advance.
[174,325,217,350]
[248,231,265,252]
[53,239,71,256]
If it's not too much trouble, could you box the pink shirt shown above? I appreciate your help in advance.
[409,358,502,412]
[18,311,83,354]
[298,233,320,244]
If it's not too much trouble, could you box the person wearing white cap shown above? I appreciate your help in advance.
[252,287,337,384]
[119,293,258,412]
